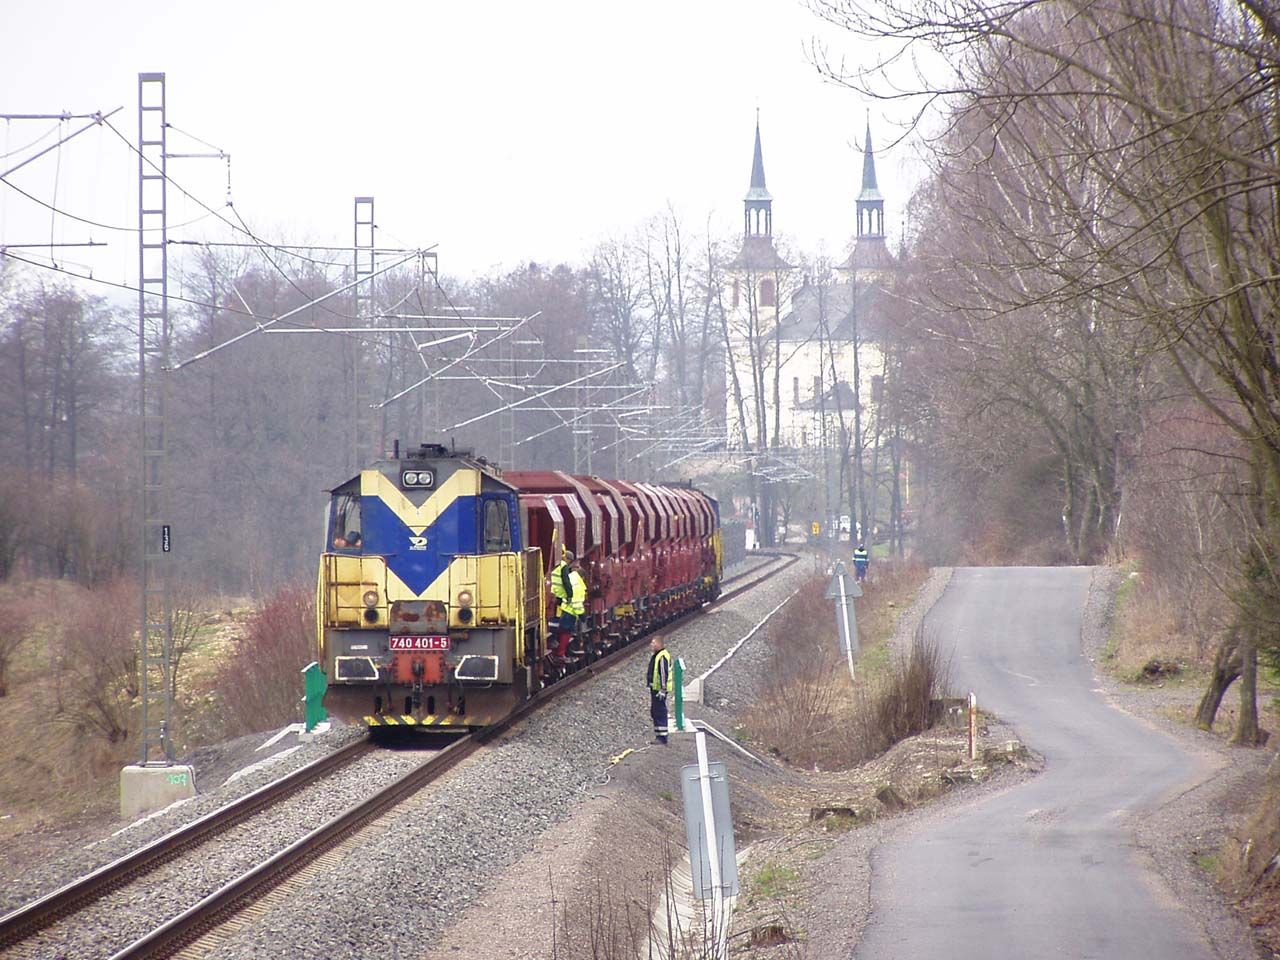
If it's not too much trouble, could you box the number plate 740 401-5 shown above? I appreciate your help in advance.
[389,636,450,651]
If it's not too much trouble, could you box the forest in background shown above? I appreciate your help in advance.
[0,0,1277,814]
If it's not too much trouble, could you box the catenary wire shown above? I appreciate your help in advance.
[4,118,440,363]
[0,121,63,160]
[1,176,221,233]
[0,249,441,357]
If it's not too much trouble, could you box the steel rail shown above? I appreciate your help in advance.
[0,738,374,949]
[108,737,483,960]
[36,551,799,959]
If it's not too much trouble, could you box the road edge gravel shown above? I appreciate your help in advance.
[1080,566,1267,960]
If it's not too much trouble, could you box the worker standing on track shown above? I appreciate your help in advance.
[647,634,673,744]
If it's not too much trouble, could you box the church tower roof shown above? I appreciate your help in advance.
[858,120,882,202]
[840,118,894,273]
[731,115,791,272]
[746,118,771,202]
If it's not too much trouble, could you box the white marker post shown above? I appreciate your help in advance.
[968,692,978,761]
[695,725,728,960]
[838,572,855,686]
[825,561,862,686]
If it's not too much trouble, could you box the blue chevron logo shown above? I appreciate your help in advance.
[360,494,478,595]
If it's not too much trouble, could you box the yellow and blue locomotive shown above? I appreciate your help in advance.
[317,443,723,730]
[317,444,545,729]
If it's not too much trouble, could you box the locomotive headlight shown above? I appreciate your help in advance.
[363,589,379,608]
[456,589,473,608]
[401,468,435,488]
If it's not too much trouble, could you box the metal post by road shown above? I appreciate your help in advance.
[694,727,728,960]
[673,657,686,733]
[837,563,856,686]
[968,692,978,761]
[826,561,861,687]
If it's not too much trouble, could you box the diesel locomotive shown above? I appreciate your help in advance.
[317,443,722,729]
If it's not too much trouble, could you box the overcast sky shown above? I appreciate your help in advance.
[1,0,926,292]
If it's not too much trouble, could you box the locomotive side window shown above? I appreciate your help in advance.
[330,493,363,550]
[483,498,511,552]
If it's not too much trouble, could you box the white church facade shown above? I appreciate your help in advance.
[723,120,898,456]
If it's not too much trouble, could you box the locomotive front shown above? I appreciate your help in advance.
[317,444,546,729]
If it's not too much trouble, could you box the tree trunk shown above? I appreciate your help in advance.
[891,419,904,556]
[850,280,869,541]
[1195,626,1242,730]
[1230,628,1261,746]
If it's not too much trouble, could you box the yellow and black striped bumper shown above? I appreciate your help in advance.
[364,713,472,729]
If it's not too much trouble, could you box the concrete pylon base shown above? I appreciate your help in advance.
[120,763,197,819]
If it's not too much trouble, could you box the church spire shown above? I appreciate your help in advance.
[856,118,885,239]
[744,115,773,238]
[747,115,770,200]
[840,116,895,274]
[729,114,792,273]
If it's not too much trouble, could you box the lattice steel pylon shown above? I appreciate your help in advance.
[352,196,377,467]
[572,336,590,474]
[137,73,173,764]
[498,328,515,468]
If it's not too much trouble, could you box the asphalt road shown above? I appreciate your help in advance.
[855,566,1215,960]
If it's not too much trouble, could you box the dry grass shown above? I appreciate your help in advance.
[743,561,950,771]
[0,578,305,833]
[1105,571,1210,683]
[1220,758,1280,952]
[0,579,134,833]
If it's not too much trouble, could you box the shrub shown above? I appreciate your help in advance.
[747,578,844,758]
[212,582,315,737]
[0,584,37,696]
[851,625,951,760]
[746,569,950,769]
[48,578,139,744]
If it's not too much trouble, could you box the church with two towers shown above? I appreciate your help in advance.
[722,117,898,458]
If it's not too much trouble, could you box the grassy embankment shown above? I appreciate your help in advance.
[1104,562,1280,953]
[740,558,943,770]
[0,581,308,839]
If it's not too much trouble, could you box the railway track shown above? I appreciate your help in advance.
[0,737,376,951]
[2,551,797,960]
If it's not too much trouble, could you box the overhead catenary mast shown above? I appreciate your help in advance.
[136,72,174,767]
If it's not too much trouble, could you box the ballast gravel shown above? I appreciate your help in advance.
[6,746,432,960]
[0,722,368,917]
[199,555,812,960]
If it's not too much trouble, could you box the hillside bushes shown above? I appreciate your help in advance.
[212,582,315,738]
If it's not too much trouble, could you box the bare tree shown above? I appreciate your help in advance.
[51,579,139,745]
[812,0,1280,727]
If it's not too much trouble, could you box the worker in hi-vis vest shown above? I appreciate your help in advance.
[552,551,587,660]
[647,634,673,744]
[853,543,870,583]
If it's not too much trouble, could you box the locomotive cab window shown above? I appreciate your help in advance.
[483,499,511,552]
[330,492,363,551]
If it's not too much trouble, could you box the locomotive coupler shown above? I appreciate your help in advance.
[411,661,425,709]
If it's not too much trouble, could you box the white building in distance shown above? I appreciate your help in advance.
[724,120,897,456]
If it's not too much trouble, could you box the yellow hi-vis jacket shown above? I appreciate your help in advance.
[561,568,587,617]
[550,560,570,603]
[649,648,672,693]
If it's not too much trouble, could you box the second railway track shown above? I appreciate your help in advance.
[1,551,798,960]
